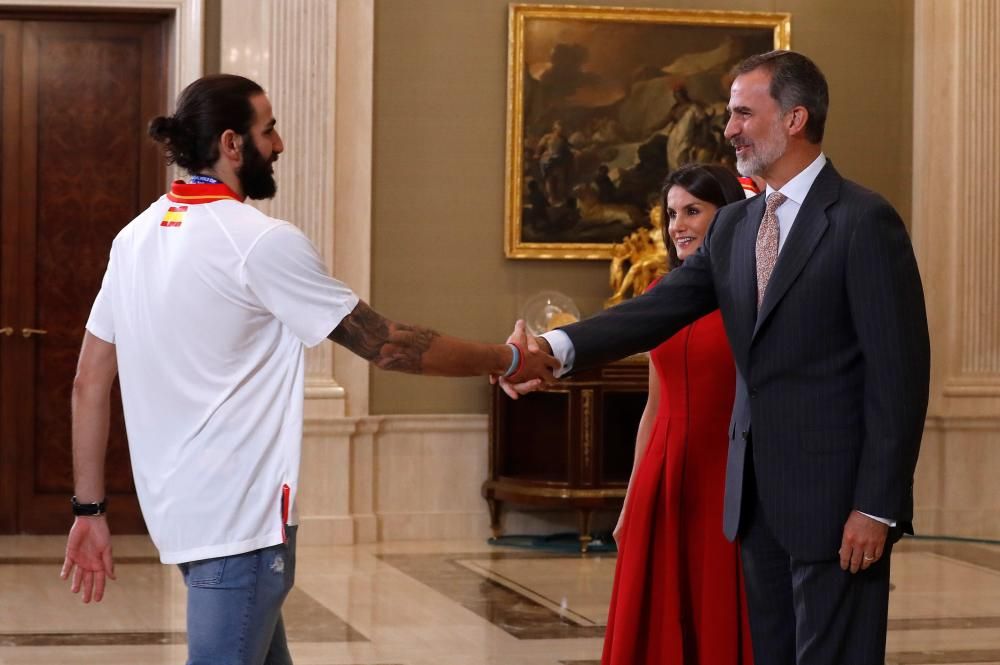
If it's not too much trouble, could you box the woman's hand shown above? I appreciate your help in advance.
[612,510,626,547]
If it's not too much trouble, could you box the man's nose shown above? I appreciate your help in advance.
[724,116,738,140]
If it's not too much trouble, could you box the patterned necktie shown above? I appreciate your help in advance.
[756,191,787,308]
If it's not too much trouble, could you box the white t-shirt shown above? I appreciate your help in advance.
[86,181,359,564]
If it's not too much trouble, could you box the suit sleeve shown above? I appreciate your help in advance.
[846,201,930,523]
[559,216,720,374]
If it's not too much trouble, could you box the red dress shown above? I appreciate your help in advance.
[602,309,753,665]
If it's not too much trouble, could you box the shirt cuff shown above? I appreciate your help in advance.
[859,511,896,527]
[541,329,574,378]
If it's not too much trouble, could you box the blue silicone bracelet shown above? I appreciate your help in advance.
[503,343,520,377]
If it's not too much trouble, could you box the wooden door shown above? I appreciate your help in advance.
[0,13,167,534]
[0,20,23,534]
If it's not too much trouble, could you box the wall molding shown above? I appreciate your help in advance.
[299,413,492,544]
[924,415,1000,432]
[298,411,1000,545]
[942,381,1000,399]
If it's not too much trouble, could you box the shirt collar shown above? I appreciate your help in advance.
[167,180,244,204]
[765,152,827,205]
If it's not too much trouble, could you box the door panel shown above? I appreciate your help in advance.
[7,16,166,534]
[0,20,22,534]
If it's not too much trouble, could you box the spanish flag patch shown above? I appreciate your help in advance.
[161,205,187,227]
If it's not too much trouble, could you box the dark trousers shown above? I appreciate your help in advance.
[739,447,894,665]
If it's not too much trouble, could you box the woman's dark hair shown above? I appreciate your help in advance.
[661,163,745,269]
[148,74,264,173]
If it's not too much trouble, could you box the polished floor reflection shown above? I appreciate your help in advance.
[0,535,998,664]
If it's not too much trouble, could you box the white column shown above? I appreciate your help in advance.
[331,0,375,418]
[220,0,375,543]
[912,0,1000,538]
[220,0,374,419]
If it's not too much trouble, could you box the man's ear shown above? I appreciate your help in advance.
[218,129,243,163]
[787,106,809,137]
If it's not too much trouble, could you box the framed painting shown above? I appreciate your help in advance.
[505,4,791,259]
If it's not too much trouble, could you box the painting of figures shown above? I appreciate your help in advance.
[505,5,790,259]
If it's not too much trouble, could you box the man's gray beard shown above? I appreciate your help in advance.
[734,130,788,177]
[736,151,765,176]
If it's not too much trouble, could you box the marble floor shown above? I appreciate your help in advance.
[0,535,999,664]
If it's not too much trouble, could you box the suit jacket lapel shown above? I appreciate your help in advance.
[752,162,841,341]
[732,194,764,365]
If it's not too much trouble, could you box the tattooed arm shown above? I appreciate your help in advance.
[329,300,560,380]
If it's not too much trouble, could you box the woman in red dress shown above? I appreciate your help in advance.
[602,164,754,665]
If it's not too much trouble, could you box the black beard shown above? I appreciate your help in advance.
[238,138,277,200]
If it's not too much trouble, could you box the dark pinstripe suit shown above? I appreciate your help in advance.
[559,162,930,664]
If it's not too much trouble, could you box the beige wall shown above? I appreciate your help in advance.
[370,0,914,414]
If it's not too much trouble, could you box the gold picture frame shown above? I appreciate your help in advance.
[505,4,791,260]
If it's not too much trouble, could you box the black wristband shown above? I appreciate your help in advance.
[71,496,107,516]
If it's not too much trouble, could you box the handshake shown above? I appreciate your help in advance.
[491,320,561,399]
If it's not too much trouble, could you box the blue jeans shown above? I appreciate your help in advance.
[178,526,297,665]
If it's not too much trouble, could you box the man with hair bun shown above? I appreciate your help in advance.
[62,73,558,665]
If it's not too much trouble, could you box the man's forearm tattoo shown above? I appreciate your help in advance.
[329,301,440,374]
[329,301,389,360]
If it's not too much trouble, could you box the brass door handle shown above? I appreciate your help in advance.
[0,326,13,336]
[22,328,48,338]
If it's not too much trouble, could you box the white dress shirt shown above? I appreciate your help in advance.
[540,153,895,528]
[768,152,827,253]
